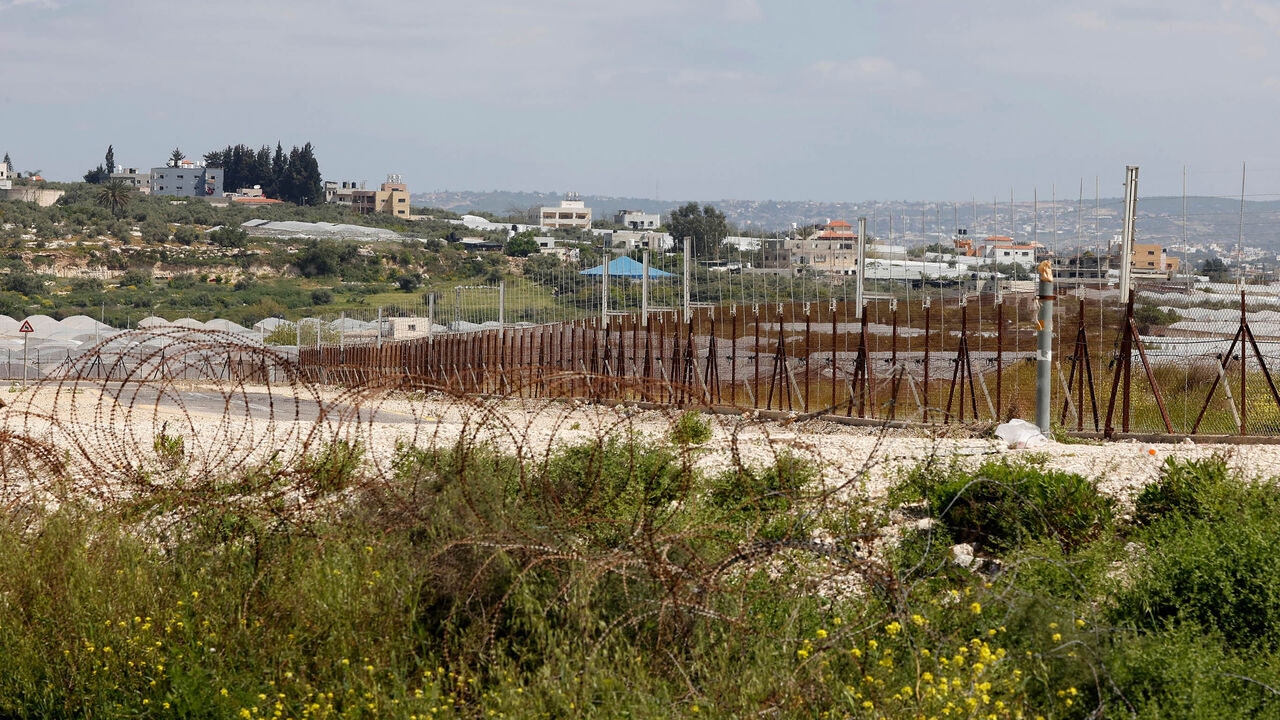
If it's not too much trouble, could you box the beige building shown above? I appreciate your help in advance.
[1131,243,1180,275]
[349,175,411,218]
[790,220,861,275]
[535,193,592,229]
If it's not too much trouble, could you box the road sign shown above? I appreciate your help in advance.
[18,320,33,333]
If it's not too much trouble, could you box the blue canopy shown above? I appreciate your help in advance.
[579,255,676,279]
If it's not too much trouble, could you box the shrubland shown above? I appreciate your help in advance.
[0,410,1277,718]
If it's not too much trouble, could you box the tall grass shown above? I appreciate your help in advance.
[3,408,1280,718]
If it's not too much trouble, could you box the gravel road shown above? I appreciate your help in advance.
[0,382,1267,502]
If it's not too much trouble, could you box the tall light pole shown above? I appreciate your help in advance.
[855,217,867,317]
[1119,165,1139,302]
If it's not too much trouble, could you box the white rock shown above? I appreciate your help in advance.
[951,543,976,568]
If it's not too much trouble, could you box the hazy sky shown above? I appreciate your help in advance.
[4,0,1280,202]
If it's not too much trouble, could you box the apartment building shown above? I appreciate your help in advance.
[1131,243,1180,276]
[150,160,223,198]
[348,175,411,218]
[535,193,592,229]
[614,209,659,229]
[790,220,862,275]
[980,237,1037,268]
[110,167,151,194]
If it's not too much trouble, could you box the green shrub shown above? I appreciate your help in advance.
[669,410,712,445]
[297,439,363,497]
[1133,455,1230,525]
[2,272,43,296]
[152,430,185,470]
[119,268,150,287]
[534,436,690,547]
[1104,626,1280,719]
[927,457,1113,552]
[709,451,816,540]
[1113,469,1280,651]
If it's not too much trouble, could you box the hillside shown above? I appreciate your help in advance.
[415,190,1280,254]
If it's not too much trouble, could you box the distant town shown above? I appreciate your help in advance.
[2,144,1278,324]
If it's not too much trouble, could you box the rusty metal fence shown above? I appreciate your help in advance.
[7,281,1276,439]
[290,282,1280,437]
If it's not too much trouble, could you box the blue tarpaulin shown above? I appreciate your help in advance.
[579,256,676,279]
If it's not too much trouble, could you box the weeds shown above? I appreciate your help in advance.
[3,357,1280,717]
[152,425,185,470]
[669,410,712,445]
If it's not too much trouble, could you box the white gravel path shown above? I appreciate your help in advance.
[0,381,1271,504]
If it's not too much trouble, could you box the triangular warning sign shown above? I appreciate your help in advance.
[18,321,34,333]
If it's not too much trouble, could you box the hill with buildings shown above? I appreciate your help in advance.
[414,190,1280,255]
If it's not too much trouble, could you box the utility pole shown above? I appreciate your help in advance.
[682,236,691,323]
[1119,165,1139,303]
[855,217,867,317]
[1035,263,1055,432]
[1238,162,1247,288]
[601,245,609,328]
[498,281,506,335]
[641,248,650,324]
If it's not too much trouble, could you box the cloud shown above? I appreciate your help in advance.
[0,0,57,9]
[1066,9,1109,30]
[1247,0,1280,32]
[722,0,763,23]
[807,57,924,89]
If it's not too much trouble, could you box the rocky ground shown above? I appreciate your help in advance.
[0,380,1268,505]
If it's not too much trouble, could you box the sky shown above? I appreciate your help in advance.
[4,0,1280,202]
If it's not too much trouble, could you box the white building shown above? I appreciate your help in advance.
[110,167,151,194]
[324,180,363,205]
[535,193,592,229]
[614,209,659,229]
[535,236,581,263]
[151,160,223,198]
[722,236,762,252]
[603,230,672,252]
[981,243,1036,269]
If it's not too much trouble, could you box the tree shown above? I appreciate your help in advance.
[172,225,200,246]
[269,142,286,197]
[3,273,44,296]
[666,202,729,258]
[310,288,334,305]
[119,268,151,287]
[396,273,423,292]
[295,240,356,277]
[205,141,322,201]
[2,152,10,170]
[208,226,249,248]
[504,233,540,257]
[1200,257,1231,283]
[104,145,114,174]
[278,143,323,205]
[83,165,108,184]
[169,147,185,167]
[110,219,133,243]
[140,219,169,244]
[95,179,133,218]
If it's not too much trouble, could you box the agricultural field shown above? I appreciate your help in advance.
[0,370,1278,718]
